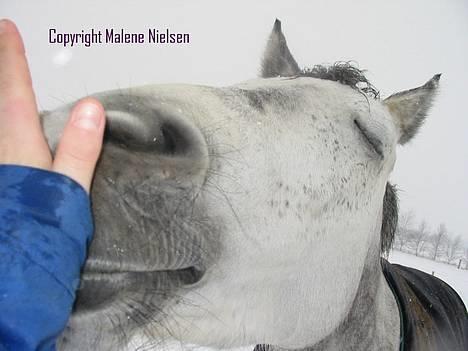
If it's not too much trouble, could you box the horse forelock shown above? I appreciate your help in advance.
[300,62,380,99]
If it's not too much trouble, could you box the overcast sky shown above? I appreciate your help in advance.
[3,0,468,241]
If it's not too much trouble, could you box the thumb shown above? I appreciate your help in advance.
[52,98,106,192]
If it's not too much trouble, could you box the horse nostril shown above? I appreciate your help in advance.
[102,107,209,182]
[104,109,204,159]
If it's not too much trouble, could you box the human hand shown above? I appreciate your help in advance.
[0,19,105,192]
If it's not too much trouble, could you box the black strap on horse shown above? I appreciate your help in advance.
[381,258,468,351]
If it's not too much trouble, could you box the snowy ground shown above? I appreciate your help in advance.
[388,250,468,307]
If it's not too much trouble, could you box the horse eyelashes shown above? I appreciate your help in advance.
[353,119,384,158]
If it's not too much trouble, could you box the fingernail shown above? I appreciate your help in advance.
[0,19,10,34]
[72,101,103,131]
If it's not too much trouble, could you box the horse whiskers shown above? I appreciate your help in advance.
[117,296,186,350]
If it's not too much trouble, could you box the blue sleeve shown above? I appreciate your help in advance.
[0,165,93,351]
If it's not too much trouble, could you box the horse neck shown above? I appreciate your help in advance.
[306,247,401,351]
[262,241,401,351]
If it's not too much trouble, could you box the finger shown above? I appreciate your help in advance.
[0,19,51,167]
[52,98,106,192]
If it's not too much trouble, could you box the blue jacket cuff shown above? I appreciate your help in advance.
[0,164,94,350]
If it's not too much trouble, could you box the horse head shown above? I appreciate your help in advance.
[41,19,439,351]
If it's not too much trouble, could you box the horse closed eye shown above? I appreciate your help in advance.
[353,119,384,158]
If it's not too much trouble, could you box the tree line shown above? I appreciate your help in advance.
[392,211,468,269]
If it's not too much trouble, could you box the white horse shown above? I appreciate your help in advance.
[42,20,466,351]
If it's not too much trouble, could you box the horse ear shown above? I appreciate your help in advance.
[384,74,441,144]
[260,19,301,78]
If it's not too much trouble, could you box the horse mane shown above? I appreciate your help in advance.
[300,62,380,99]
[381,183,398,255]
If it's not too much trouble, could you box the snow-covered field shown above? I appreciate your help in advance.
[388,250,468,307]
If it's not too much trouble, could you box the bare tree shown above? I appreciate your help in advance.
[394,211,414,251]
[464,246,468,269]
[429,223,448,261]
[411,220,429,257]
[390,208,466,267]
[445,234,463,264]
